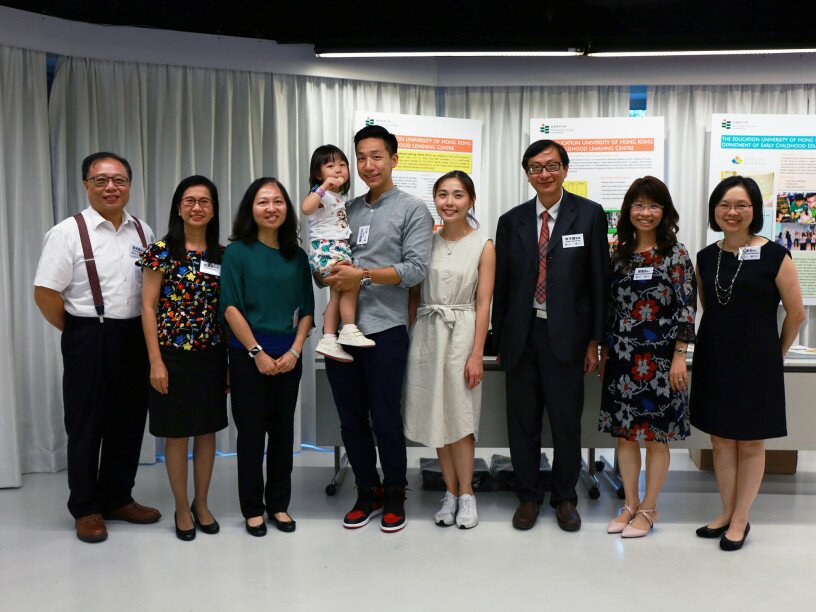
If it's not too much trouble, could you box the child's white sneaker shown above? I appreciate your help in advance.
[337,324,376,348]
[434,491,457,526]
[456,493,478,529]
[315,336,353,362]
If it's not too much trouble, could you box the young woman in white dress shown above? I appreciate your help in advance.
[404,171,495,529]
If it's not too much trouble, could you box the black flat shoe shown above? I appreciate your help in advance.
[720,522,750,551]
[174,512,196,542]
[696,523,730,538]
[191,504,220,535]
[245,518,267,537]
[269,513,297,533]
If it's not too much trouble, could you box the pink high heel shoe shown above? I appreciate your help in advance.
[621,507,657,538]
[606,501,640,534]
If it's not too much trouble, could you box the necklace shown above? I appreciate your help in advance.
[714,235,753,306]
[440,228,471,255]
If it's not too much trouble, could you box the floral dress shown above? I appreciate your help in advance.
[598,243,696,442]
[136,240,223,350]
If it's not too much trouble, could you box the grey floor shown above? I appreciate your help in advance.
[1,448,815,611]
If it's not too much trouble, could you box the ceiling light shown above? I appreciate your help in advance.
[590,48,816,57]
[315,50,582,58]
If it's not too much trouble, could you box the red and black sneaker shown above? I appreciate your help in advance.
[380,486,407,533]
[343,485,384,529]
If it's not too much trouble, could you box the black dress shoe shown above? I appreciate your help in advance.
[696,523,730,538]
[270,513,297,533]
[555,500,581,532]
[191,504,220,535]
[720,522,750,551]
[512,501,540,530]
[174,512,196,542]
[245,518,267,537]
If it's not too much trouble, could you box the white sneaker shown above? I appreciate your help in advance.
[315,336,353,362]
[456,494,478,529]
[337,324,376,348]
[434,491,457,526]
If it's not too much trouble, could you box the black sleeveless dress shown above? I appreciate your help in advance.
[689,240,788,440]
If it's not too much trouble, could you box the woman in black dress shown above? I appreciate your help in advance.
[139,176,228,541]
[691,176,804,551]
[599,177,696,538]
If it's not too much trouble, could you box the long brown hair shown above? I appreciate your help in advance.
[614,176,679,264]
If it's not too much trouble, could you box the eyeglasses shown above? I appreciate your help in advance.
[85,174,130,188]
[527,162,564,175]
[631,202,663,212]
[716,202,752,213]
[180,197,213,209]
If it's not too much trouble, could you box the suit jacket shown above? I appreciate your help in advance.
[492,190,610,371]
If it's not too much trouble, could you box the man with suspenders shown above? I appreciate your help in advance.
[34,152,161,542]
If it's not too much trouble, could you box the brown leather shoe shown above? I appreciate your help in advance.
[555,500,581,532]
[512,501,540,530]
[76,513,108,543]
[103,501,161,524]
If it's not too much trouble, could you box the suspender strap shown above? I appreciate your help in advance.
[73,213,105,321]
[133,217,147,248]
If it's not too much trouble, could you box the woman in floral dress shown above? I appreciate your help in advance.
[599,176,696,538]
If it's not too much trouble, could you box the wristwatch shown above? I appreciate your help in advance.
[360,268,372,287]
[248,345,263,359]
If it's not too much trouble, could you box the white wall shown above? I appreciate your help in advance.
[3,5,816,87]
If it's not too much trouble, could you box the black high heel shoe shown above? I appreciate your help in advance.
[696,523,731,538]
[269,512,297,533]
[245,518,267,537]
[191,503,220,535]
[175,511,196,541]
[720,522,750,551]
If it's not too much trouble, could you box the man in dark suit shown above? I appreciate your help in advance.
[493,140,610,531]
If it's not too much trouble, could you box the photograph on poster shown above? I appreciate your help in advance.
[776,192,816,224]
[606,209,621,242]
[776,222,816,251]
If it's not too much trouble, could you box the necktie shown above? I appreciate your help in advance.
[535,211,549,304]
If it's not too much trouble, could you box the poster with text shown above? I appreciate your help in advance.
[353,111,482,226]
[528,117,664,242]
[709,114,816,304]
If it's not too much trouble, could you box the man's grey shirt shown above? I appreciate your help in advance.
[346,186,433,335]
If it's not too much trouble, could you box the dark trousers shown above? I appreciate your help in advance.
[230,348,301,518]
[506,317,584,508]
[325,325,408,490]
[61,314,149,519]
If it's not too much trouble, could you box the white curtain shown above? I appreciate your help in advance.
[647,84,816,344]
[48,55,436,461]
[0,44,62,488]
[439,86,632,240]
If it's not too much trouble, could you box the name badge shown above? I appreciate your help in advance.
[562,233,584,248]
[200,260,221,276]
[739,246,761,261]
[357,225,371,245]
[293,307,300,329]
[633,267,654,280]
[130,244,145,258]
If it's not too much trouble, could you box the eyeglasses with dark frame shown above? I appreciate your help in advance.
[180,197,213,209]
[527,162,564,175]
[85,174,131,188]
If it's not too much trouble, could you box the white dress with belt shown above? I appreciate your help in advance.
[403,230,489,448]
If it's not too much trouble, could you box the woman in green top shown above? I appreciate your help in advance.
[220,177,314,537]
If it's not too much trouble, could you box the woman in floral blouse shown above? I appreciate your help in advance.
[599,176,696,538]
[139,175,227,541]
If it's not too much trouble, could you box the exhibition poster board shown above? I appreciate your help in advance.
[353,111,483,226]
[528,117,665,242]
[708,114,816,304]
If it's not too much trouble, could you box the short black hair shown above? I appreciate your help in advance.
[81,151,133,181]
[229,177,300,259]
[308,145,351,196]
[522,140,570,171]
[354,125,398,157]
[708,175,764,234]
[164,175,221,264]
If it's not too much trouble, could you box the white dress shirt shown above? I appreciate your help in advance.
[34,206,155,319]
[533,190,563,310]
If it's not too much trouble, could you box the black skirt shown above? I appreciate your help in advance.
[148,344,228,438]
